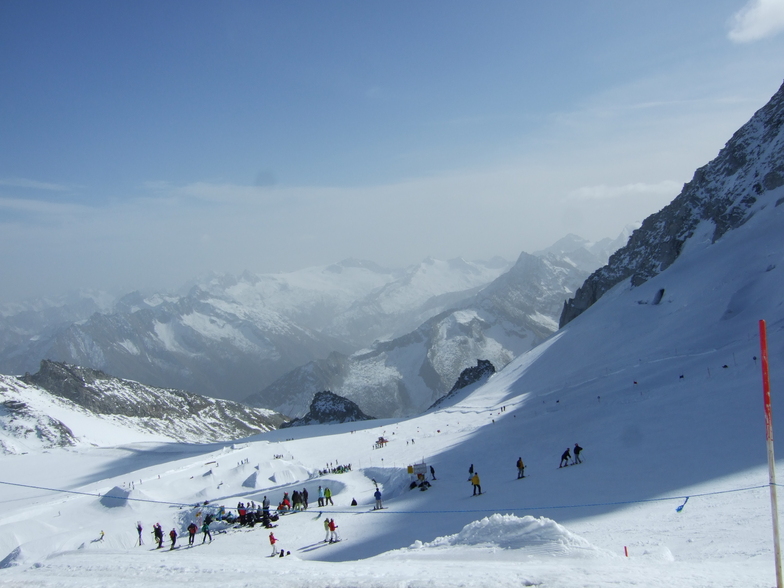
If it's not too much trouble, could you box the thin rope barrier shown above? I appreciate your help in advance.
[0,479,770,515]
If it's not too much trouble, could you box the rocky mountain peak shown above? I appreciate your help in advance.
[560,79,784,327]
[281,390,375,428]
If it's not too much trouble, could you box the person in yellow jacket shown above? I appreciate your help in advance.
[471,472,482,495]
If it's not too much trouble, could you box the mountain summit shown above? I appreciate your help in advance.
[561,79,784,327]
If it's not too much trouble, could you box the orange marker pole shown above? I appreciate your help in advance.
[760,319,783,588]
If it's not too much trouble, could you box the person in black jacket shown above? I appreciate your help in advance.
[573,443,583,464]
[559,448,571,468]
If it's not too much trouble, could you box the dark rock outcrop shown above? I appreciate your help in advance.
[560,79,784,327]
[429,359,496,410]
[281,390,375,428]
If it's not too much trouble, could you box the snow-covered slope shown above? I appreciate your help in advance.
[0,175,781,585]
[1,76,783,588]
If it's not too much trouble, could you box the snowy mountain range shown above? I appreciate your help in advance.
[245,237,628,418]
[0,258,510,403]
[0,79,782,588]
[0,360,286,453]
[0,238,620,411]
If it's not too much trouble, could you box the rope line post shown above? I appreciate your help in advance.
[760,319,783,588]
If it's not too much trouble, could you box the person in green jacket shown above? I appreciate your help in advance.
[324,486,333,505]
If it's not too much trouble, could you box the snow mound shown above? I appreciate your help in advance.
[411,514,613,558]
[99,486,130,508]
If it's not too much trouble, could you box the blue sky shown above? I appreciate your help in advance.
[1,0,784,302]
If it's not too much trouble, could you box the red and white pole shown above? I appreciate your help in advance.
[760,319,783,588]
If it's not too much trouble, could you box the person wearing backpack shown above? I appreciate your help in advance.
[187,522,197,545]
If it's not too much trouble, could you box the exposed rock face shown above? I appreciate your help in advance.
[18,360,287,442]
[281,391,374,428]
[429,359,496,410]
[560,80,784,327]
[448,359,496,393]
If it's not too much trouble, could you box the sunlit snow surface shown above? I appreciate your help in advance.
[1,189,783,586]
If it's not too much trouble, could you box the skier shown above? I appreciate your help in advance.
[574,443,583,464]
[187,522,197,546]
[374,488,383,510]
[169,528,177,550]
[559,448,571,468]
[328,518,340,542]
[516,457,525,479]
[302,487,309,510]
[430,465,436,480]
[153,523,164,549]
[269,531,279,556]
[471,472,482,495]
[318,485,325,507]
[202,520,212,544]
[324,486,333,506]
[323,518,331,542]
[136,522,143,545]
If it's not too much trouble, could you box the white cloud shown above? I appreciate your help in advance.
[568,181,682,202]
[0,178,71,191]
[728,0,784,43]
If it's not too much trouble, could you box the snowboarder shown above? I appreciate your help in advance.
[560,448,571,468]
[136,522,143,545]
[202,521,212,543]
[471,472,482,495]
[187,522,197,546]
[169,528,177,550]
[262,495,270,514]
[324,486,333,506]
[269,531,279,556]
[302,487,309,510]
[318,485,325,507]
[374,488,383,510]
[516,457,525,479]
[574,443,583,464]
[328,518,340,542]
[430,465,436,480]
[324,518,331,542]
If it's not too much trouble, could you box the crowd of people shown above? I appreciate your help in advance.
[318,463,352,475]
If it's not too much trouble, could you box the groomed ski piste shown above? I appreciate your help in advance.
[1,190,784,586]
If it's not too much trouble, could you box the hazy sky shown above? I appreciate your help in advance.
[2,1,784,303]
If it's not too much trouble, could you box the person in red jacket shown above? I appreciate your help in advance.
[328,518,340,543]
[187,522,197,546]
[269,531,279,556]
[169,528,178,550]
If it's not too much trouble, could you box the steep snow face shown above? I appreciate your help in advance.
[561,79,784,326]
